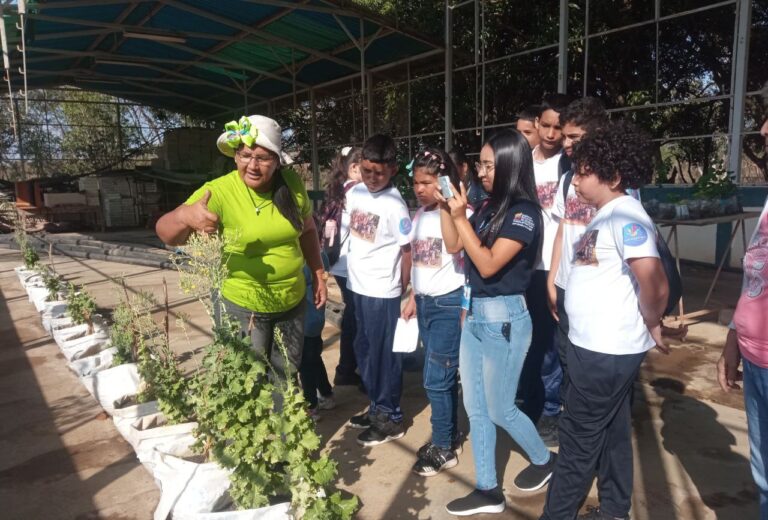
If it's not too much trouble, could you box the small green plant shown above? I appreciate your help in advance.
[695,158,737,199]
[666,193,683,204]
[110,300,136,366]
[40,267,62,302]
[66,283,97,333]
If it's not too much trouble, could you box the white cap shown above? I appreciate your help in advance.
[216,114,293,165]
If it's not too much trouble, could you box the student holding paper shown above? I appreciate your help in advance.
[402,148,469,477]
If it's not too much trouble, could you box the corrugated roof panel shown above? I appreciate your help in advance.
[264,14,351,51]
[217,40,307,73]
[28,35,98,52]
[183,0,285,27]
[338,33,433,67]
[45,4,130,22]
[117,39,202,62]
[147,4,239,36]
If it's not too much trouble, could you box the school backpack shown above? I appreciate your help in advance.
[655,231,683,317]
[563,171,682,316]
[318,181,358,266]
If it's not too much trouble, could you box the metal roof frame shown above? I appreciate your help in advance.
[2,0,444,121]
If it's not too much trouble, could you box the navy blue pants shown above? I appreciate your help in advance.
[519,270,563,422]
[352,291,403,422]
[333,275,359,381]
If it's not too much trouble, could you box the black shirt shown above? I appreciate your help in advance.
[466,199,541,297]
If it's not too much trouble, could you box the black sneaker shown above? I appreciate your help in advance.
[413,443,458,476]
[514,451,557,491]
[445,487,505,516]
[578,505,629,520]
[348,412,371,429]
[537,415,559,448]
[356,420,405,447]
[417,431,466,459]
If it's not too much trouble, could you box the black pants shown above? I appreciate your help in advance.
[555,286,570,399]
[333,275,359,380]
[541,344,646,520]
[299,335,333,409]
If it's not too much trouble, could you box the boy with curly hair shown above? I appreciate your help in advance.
[540,120,669,520]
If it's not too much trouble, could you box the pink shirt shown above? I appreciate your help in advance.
[734,197,768,368]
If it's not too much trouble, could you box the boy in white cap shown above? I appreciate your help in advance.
[155,115,327,379]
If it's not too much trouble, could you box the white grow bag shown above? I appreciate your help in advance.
[60,334,111,361]
[42,309,72,334]
[81,363,141,415]
[114,411,197,456]
[139,442,233,520]
[191,504,291,520]
[68,347,118,377]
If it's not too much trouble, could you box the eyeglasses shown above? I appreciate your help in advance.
[475,161,495,173]
[237,152,275,165]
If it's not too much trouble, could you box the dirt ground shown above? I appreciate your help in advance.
[0,247,758,519]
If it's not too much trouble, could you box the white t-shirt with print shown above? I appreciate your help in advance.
[564,195,659,355]
[551,175,597,289]
[329,180,357,278]
[533,147,562,271]
[346,183,412,298]
[410,206,470,297]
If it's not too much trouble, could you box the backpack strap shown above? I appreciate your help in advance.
[562,170,574,206]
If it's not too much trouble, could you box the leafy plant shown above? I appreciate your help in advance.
[111,280,193,422]
[13,220,39,269]
[110,300,136,366]
[175,231,358,518]
[39,266,62,301]
[694,158,737,199]
[66,283,97,333]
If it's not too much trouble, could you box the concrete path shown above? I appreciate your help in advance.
[0,248,758,519]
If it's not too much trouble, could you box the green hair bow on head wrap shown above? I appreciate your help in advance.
[224,116,259,149]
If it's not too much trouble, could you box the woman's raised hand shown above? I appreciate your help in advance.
[434,181,469,220]
[182,190,220,233]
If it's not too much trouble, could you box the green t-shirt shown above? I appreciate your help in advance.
[185,169,312,313]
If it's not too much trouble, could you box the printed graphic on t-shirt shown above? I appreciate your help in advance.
[745,216,768,298]
[564,193,596,226]
[537,181,559,209]
[512,212,536,232]
[622,223,649,246]
[573,230,599,266]
[413,237,443,268]
[350,209,380,242]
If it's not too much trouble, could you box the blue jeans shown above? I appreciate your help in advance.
[461,294,551,491]
[416,288,462,449]
[352,292,403,422]
[744,358,768,517]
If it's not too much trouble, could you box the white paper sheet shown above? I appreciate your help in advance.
[392,317,419,353]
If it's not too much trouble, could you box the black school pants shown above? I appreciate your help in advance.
[541,344,646,520]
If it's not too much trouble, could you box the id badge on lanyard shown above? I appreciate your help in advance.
[460,283,472,311]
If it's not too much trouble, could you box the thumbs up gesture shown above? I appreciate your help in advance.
[182,190,220,233]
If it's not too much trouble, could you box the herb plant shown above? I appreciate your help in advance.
[66,283,97,333]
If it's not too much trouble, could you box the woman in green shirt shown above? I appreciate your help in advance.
[156,115,327,379]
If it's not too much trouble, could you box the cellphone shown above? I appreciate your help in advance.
[438,176,454,199]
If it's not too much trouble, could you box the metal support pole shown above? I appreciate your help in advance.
[727,0,752,183]
[14,97,25,179]
[407,63,412,155]
[310,88,319,192]
[480,0,486,143]
[557,0,569,93]
[359,18,367,139]
[582,0,590,97]
[367,71,374,137]
[445,0,454,152]
[116,102,123,168]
